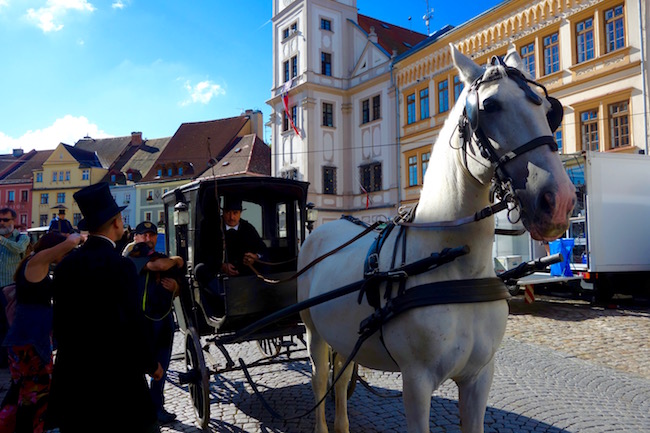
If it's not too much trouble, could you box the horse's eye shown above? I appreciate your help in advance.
[482,98,501,113]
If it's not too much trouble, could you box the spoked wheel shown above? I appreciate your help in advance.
[182,326,210,430]
[257,337,282,357]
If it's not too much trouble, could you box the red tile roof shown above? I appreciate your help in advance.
[140,115,250,183]
[357,14,427,56]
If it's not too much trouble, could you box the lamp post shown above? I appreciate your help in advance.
[306,202,318,233]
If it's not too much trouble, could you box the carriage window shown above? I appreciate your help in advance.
[277,203,287,238]
[241,201,264,238]
[166,205,177,255]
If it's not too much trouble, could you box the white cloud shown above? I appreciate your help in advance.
[0,115,111,154]
[26,0,96,33]
[181,80,226,106]
[111,1,125,10]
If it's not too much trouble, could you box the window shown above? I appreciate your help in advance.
[323,166,337,194]
[406,93,416,124]
[36,173,42,183]
[421,152,430,178]
[178,167,183,176]
[291,56,297,78]
[40,214,48,226]
[283,22,297,40]
[283,60,290,82]
[283,105,297,132]
[359,162,382,193]
[156,168,162,177]
[438,79,449,113]
[82,169,89,180]
[65,171,70,181]
[419,88,429,120]
[361,99,370,124]
[145,212,152,222]
[110,174,116,183]
[609,101,629,149]
[453,76,464,102]
[124,193,131,203]
[57,192,65,204]
[576,18,594,63]
[321,18,331,31]
[520,42,535,77]
[321,52,332,76]
[543,32,560,75]
[372,95,381,121]
[20,214,27,226]
[21,190,28,202]
[52,172,57,182]
[322,102,334,127]
[605,5,625,53]
[146,190,154,200]
[127,172,133,180]
[167,167,173,176]
[580,109,599,151]
[7,191,15,202]
[40,193,49,204]
[408,156,418,186]
[59,171,64,181]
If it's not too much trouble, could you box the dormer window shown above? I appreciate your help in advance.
[167,167,173,176]
[156,169,162,177]
[110,174,116,183]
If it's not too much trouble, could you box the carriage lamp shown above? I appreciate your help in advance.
[174,201,189,227]
[306,202,318,233]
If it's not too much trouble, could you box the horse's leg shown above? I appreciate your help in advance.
[332,353,352,433]
[456,360,495,433]
[402,368,436,433]
[304,323,330,433]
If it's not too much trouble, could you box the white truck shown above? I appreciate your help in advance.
[494,151,650,302]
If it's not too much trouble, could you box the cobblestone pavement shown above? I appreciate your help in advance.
[1,295,648,432]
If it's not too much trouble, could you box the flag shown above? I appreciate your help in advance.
[282,79,301,136]
[360,184,370,209]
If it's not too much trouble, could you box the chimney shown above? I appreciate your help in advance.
[245,110,264,140]
[131,131,143,146]
[12,149,24,158]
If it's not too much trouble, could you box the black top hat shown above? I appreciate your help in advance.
[223,197,243,211]
[74,182,127,231]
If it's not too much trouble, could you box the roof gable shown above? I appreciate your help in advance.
[357,14,427,57]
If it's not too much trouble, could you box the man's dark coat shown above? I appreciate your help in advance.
[48,236,158,432]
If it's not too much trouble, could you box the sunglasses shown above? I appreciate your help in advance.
[0,218,13,222]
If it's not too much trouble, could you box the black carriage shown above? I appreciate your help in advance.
[163,175,312,429]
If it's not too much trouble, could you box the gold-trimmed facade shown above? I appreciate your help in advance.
[394,0,648,206]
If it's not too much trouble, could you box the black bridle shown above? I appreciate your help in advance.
[458,61,563,202]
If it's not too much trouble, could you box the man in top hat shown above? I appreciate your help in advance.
[48,183,163,432]
[48,209,74,235]
[221,196,266,276]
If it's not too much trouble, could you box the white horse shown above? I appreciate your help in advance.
[297,44,576,433]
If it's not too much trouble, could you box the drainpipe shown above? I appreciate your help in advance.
[391,55,402,208]
[638,0,649,155]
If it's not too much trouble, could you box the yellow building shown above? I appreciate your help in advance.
[394,0,648,206]
[31,143,107,227]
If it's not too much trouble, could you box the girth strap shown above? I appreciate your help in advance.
[360,277,509,335]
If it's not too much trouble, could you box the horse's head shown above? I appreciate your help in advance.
[450,44,576,241]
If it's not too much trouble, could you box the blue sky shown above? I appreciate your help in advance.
[0,0,503,155]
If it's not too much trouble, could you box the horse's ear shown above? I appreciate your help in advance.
[503,44,530,77]
[450,44,483,86]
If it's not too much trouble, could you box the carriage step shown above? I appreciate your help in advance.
[178,369,201,385]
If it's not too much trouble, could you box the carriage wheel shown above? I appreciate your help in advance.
[257,337,282,357]
[184,326,210,430]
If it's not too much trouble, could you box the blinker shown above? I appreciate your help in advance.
[466,90,479,132]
